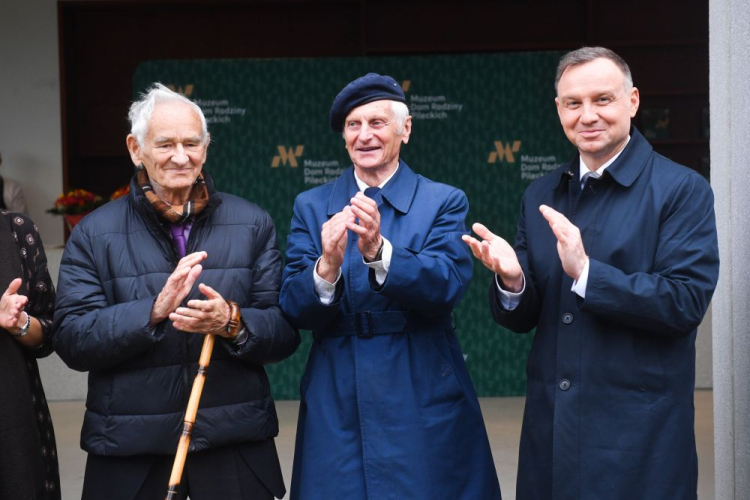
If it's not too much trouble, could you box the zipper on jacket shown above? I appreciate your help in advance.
[133,186,203,417]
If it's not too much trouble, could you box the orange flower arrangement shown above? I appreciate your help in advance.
[47,189,104,215]
[110,185,130,201]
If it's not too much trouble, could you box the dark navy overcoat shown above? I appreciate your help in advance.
[280,162,501,499]
[491,128,719,500]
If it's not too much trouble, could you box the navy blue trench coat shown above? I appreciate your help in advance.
[491,128,719,500]
[281,162,501,500]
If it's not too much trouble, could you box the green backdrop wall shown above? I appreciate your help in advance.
[134,52,575,399]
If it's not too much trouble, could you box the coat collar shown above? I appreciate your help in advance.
[327,160,418,216]
[555,126,653,190]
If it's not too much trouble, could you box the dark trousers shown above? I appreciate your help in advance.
[82,440,285,500]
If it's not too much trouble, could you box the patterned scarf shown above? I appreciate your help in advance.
[136,168,209,224]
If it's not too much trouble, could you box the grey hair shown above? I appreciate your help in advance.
[390,101,410,135]
[555,47,634,94]
[128,83,209,146]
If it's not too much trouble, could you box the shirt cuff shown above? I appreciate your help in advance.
[495,273,526,311]
[571,258,590,298]
[363,237,392,286]
[313,257,341,305]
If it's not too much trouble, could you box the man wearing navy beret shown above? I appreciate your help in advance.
[280,73,502,499]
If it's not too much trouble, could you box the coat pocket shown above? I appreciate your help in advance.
[410,330,465,414]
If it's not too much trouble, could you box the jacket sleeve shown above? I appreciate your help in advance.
[581,172,719,337]
[279,196,344,332]
[13,215,57,357]
[375,187,473,316]
[488,193,543,333]
[53,225,162,372]
[227,211,300,364]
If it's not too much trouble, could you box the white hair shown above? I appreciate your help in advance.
[390,101,410,135]
[128,83,209,146]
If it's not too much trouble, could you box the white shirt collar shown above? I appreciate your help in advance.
[354,165,399,192]
[578,135,631,180]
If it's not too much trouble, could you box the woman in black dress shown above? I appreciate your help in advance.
[0,211,60,499]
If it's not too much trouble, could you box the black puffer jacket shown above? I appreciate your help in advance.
[54,173,299,456]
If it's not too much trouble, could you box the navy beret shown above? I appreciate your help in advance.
[329,73,406,132]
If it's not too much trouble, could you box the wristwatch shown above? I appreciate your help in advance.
[365,239,385,263]
[11,312,30,337]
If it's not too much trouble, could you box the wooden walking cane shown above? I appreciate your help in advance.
[165,300,242,499]
[165,332,215,499]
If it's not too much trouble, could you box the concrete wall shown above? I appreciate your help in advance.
[1,0,716,401]
[710,0,750,497]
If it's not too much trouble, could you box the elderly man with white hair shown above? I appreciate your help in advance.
[54,83,299,500]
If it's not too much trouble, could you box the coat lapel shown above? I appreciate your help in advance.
[604,127,653,188]
[381,160,418,214]
[327,167,358,216]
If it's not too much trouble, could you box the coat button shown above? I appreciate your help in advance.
[562,312,573,324]
[559,379,571,391]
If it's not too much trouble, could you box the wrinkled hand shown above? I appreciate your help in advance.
[150,251,207,326]
[317,206,354,282]
[348,192,382,261]
[539,205,588,280]
[462,223,523,292]
[170,283,233,338]
[0,278,28,331]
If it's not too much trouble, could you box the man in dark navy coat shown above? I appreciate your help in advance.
[464,47,719,499]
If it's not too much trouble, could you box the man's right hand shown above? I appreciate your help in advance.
[317,206,354,283]
[462,223,524,293]
[150,251,207,326]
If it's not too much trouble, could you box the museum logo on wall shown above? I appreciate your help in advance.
[271,145,305,168]
[487,140,522,164]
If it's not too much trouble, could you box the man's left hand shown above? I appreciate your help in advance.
[539,205,588,280]
[348,192,382,261]
[169,283,235,338]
